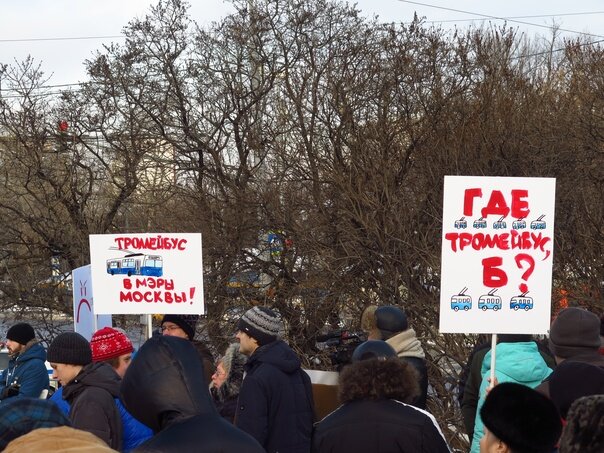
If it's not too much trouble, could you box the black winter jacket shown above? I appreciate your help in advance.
[235,340,315,453]
[63,362,123,450]
[121,336,265,453]
[312,399,450,453]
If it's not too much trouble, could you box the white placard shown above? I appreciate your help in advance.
[439,176,555,334]
[89,233,204,315]
[72,265,112,340]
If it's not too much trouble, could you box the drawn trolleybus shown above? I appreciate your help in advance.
[512,218,526,230]
[454,217,467,229]
[530,215,546,230]
[451,287,472,311]
[510,292,534,311]
[473,218,487,229]
[493,216,507,230]
[106,253,163,277]
[478,289,502,311]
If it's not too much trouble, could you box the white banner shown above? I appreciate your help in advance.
[72,265,112,340]
[89,233,204,315]
[439,176,555,334]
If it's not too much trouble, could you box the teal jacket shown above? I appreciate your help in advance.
[470,342,553,453]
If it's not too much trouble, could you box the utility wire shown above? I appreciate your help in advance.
[422,11,604,25]
[1,10,604,43]
[396,0,604,39]
[0,35,124,43]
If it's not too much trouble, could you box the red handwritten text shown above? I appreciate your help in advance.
[114,236,187,251]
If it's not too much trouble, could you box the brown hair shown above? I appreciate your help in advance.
[338,357,420,404]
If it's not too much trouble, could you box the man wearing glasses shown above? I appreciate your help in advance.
[160,314,215,385]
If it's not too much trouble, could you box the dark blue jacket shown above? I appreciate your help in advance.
[235,340,315,453]
[0,342,48,400]
[51,381,152,453]
[121,336,265,453]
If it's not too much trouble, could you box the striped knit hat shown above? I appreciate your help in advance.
[237,306,283,346]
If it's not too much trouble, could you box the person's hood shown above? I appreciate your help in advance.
[213,344,246,403]
[13,340,46,363]
[63,362,121,401]
[247,339,301,374]
[120,336,217,433]
[549,360,604,418]
[482,342,552,384]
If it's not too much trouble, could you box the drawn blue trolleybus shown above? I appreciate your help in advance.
[512,218,526,230]
[510,292,534,311]
[530,215,547,230]
[106,253,163,277]
[493,216,507,230]
[454,217,467,229]
[451,287,472,311]
[473,218,487,229]
[478,289,502,311]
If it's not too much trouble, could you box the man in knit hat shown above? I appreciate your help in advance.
[47,332,122,450]
[160,314,199,340]
[0,322,48,401]
[536,307,604,419]
[161,314,216,384]
[235,306,315,453]
[51,327,152,452]
[479,382,562,453]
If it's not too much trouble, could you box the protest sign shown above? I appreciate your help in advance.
[439,176,555,334]
[89,233,204,315]
[72,265,112,340]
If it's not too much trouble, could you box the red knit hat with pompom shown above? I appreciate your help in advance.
[90,327,133,362]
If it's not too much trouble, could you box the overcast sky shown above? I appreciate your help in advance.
[1,0,603,87]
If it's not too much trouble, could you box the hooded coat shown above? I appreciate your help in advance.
[210,343,247,423]
[63,362,123,451]
[121,336,265,453]
[0,340,48,400]
[469,342,553,453]
[235,339,315,453]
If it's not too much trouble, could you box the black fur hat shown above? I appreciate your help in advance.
[374,306,408,339]
[480,382,562,453]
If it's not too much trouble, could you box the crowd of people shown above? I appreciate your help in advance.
[0,305,602,453]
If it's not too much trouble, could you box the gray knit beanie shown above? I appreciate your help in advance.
[549,307,601,359]
[47,332,92,365]
[237,306,283,346]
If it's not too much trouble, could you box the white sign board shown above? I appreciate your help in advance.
[89,233,204,315]
[439,176,556,334]
[72,265,112,340]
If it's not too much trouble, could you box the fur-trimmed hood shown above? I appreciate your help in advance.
[212,343,247,403]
